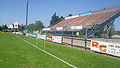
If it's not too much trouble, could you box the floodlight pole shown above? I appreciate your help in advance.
[25,0,29,34]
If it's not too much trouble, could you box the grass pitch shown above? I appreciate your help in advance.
[0,33,120,68]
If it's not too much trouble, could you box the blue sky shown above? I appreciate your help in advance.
[0,0,120,30]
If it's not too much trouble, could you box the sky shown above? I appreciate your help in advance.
[0,0,120,30]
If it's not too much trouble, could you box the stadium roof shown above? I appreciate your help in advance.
[51,8,120,30]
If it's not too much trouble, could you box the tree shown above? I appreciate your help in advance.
[50,13,59,26]
[59,16,65,22]
[0,24,8,31]
[27,21,44,32]
[68,14,72,17]
[27,24,35,31]
[19,25,26,31]
[0,26,2,31]
[4,24,8,29]
[1,24,8,30]
[50,12,64,26]
[35,21,44,30]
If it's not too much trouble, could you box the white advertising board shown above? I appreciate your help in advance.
[37,34,62,43]
[56,27,63,30]
[107,43,120,57]
[26,33,32,37]
[71,26,82,30]
[13,32,22,35]
[90,41,107,53]
[91,40,120,57]
[52,36,62,43]
[42,28,51,31]
[37,34,46,40]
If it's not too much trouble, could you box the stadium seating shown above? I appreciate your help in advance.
[51,9,120,30]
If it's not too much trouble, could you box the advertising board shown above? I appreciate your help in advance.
[52,36,62,43]
[71,26,82,30]
[32,34,37,38]
[26,33,32,37]
[56,27,63,30]
[37,34,62,43]
[37,34,46,40]
[91,40,120,57]
[13,32,22,35]
[46,35,53,42]
[107,43,120,57]
[42,28,51,31]
[91,41,107,53]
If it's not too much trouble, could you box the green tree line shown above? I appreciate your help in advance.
[50,12,65,27]
[0,25,8,31]
[27,21,44,32]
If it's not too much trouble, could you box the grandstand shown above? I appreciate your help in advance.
[42,7,120,37]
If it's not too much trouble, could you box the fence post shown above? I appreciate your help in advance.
[61,30,64,45]
[85,39,87,50]
[85,29,88,50]
[71,30,73,46]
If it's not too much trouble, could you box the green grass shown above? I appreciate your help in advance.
[0,33,120,68]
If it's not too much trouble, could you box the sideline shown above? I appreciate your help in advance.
[16,35,77,68]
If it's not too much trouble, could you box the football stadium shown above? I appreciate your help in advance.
[40,7,120,55]
[0,1,120,68]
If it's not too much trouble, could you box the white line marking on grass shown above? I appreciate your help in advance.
[16,35,77,68]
